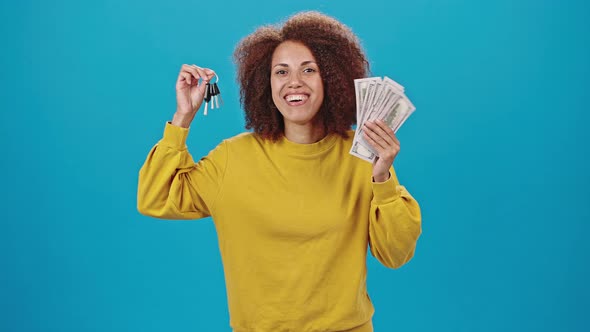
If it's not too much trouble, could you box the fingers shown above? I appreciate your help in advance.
[198,66,216,82]
[177,64,216,86]
[377,120,400,146]
[178,72,194,86]
[362,120,400,161]
[363,120,396,149]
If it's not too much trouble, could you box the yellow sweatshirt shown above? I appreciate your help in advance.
[137,122,421,332]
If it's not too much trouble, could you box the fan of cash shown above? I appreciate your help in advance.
[349,76,416,162]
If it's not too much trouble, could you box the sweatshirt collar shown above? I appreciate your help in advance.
[275,133,338,156]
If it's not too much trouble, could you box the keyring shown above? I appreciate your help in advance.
[203,73,223,116]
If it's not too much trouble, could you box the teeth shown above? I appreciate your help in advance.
[285,94,308,102]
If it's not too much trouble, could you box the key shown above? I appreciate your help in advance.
[209,83,218,110]
[202,75,222,115]
[213,83,223,109]
[203,83,211,115]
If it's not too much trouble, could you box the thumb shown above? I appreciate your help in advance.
[190,80,210,110]
[196,79,212,99]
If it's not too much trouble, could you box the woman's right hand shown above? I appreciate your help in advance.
[172,64,216,128]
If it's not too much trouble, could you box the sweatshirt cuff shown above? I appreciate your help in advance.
[160,121,189,149]
[372,174,401,204]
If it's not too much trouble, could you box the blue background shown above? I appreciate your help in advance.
[1,0,588,331]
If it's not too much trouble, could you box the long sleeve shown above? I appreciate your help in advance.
[137,122,228,220]
[368,167,422,269]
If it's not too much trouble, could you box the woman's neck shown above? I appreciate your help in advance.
[284,121,326,144]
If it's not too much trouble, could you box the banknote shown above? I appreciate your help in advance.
[356,79,404,157]
[350,139,377,162]
[354,79,367,122]
[357,95,405,157]
[354,77,380,125]
[392,97,416,133]
[350,76,416,162]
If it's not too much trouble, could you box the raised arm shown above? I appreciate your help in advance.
[362,119,422,268]
[137,64,226,220]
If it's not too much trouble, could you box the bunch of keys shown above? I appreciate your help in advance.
[203,74,223,116]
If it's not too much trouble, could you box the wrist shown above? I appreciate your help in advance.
[171,112,194,128]
[372,172,390,183]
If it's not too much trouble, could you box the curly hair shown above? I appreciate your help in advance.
[233,11,369,141]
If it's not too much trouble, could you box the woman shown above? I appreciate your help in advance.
[138,11,421,332]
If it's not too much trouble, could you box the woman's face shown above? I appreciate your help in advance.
[270,41,324,130]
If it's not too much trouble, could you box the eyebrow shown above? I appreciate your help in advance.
[272,61,317,68]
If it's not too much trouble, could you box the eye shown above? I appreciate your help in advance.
[275,69,288,75]
[303,67,316,73]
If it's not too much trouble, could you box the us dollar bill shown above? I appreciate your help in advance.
[392,97,416,133]
[350,76,416,162]
[354,78,377,124]
[357,94,403,156]
[349,140,377,163]
[357,82,403,155]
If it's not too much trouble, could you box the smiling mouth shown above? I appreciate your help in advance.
[284,94,309,105]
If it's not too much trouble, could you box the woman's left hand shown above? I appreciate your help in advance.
[362,120,400,182]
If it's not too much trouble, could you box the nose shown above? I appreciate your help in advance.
[288,72,303,88]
